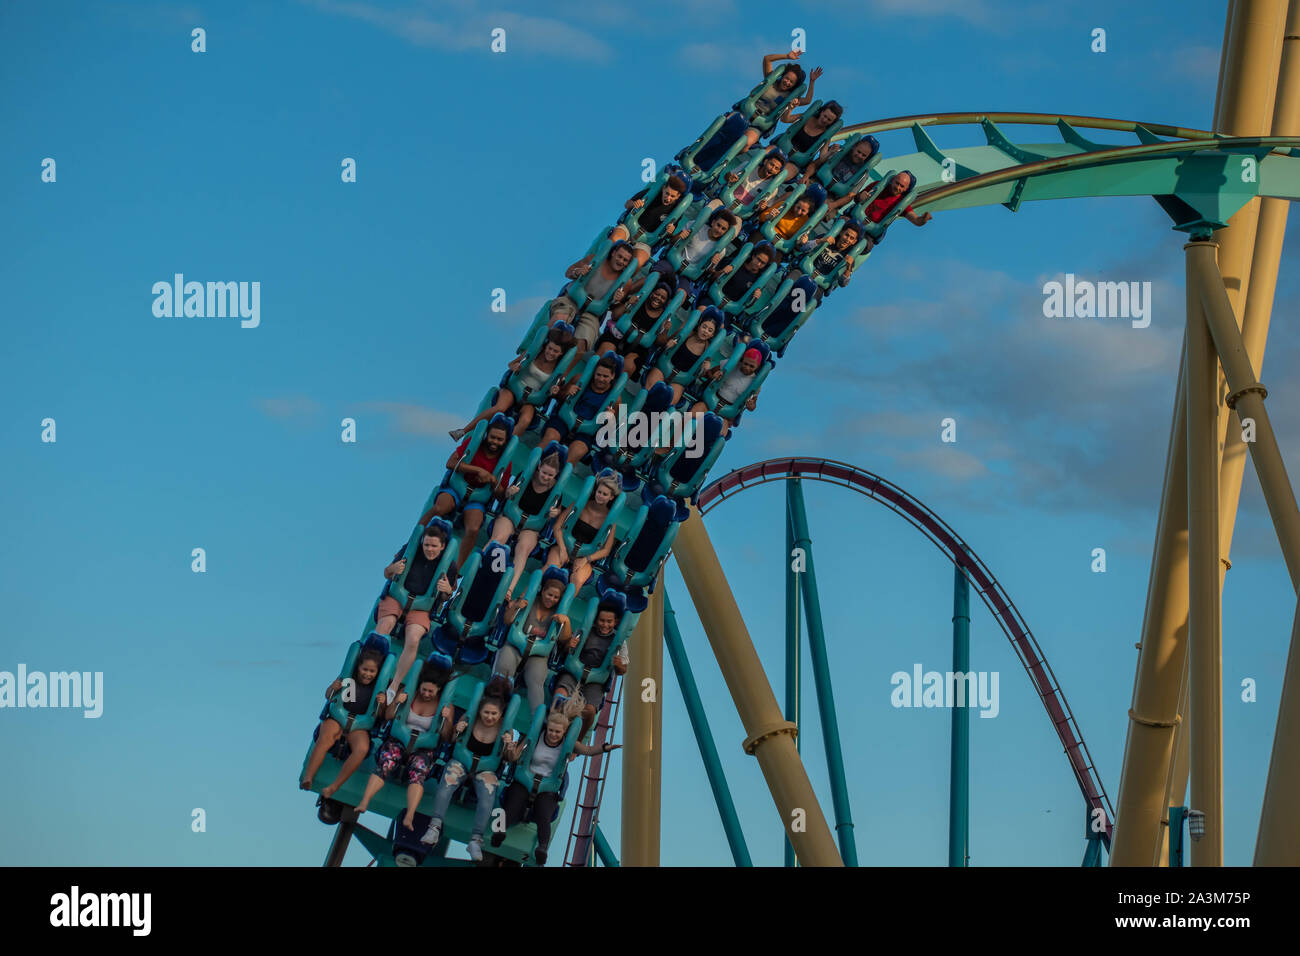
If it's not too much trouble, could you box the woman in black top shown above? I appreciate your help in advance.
[300,647,388,796]
[644,311,722,404]
[779,101,843,175]
[547,470,622,594]
[491,446,566,600]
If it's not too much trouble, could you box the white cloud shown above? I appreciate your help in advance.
[257,396,321,420]
[356,401,463,438]
[299,0,615,63]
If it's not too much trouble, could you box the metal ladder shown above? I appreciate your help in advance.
[562,675,624,866]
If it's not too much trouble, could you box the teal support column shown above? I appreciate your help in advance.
[593,825,620,867]
[786,480,859,866]
[1081,806,1102,868]
[784,491,802,868]
[950,564,971,867]
[1168,806,1187,867]
[663,591,754,866]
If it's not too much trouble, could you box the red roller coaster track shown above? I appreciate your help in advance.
[697,456,1114,844]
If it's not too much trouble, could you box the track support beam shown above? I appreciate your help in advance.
[674,507,843,866]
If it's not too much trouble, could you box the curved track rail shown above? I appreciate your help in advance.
[830,111,1300,226]
[698,457,1114,844]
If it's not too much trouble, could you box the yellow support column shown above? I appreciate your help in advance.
[621,577,663,866]
[1191,251,1300,587]
[673,510,843,866]
[1112,0,1288,866]
[1162,0,1299,863]
[1254,3,1300,864]
[1186,241,1224,867]
[1256,606,1300,864]
[1114,341,1190,866]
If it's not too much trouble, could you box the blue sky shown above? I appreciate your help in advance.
[2,0,1297,866]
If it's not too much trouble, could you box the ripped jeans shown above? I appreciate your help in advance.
[428,759,500,839]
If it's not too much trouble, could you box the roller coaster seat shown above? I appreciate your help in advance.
[609,494,678,589]
[758,182,829,254]
[563,242,641,321]
[561,591,637,692]
[665,207,743,282]
[613,283,685,356]
[749,275,819,355]
[733,69,807,135]
[513,704,584,797]
[706,241,783,317]
[619,172,694,246]
[325,633,398,735]
[430,415,519,514]
[601,380,676,475]
[677,111,751,189]
[700,339,773,419]
[502,567,577,664]
[557,470,624,561]
[856,168,920,240]
[651,306,728,389]
[382,518,460,619]
[716,146,791,219]
[550,352,628,442]
[501,442,573,534]
[814,133,881,197]
[434,542,514,666]
[657,412,727,499]
[773,100,844,168]
[449,682,524,782]
[798,218,872,292]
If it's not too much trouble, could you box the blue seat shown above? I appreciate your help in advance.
[796,218,872,292]
[563,240,641,319]
[434,543,514,666]
[601,380,676,476]
[556,470,623,561]
[699,339,773,419]
[418,415,519,519]
[560,592,638,701]
[602,274,681,355]
[664,208,743,282]
[746,275,819,356]
[502,330,578,411]
[501,567,576,668]
[549,353,627,444]
[656,413,727,499]
[706,241,782,317]
[676,112,752,190]
[814,134,881,198]
[326,633,398,735]
[648,306,727,391]
[758,183,829,254]
[448,681,524,781]
[608,495,679,589]
[715,147,791,220]
[382,517,460,623]
[513,704,583,798]
[772,100,844,168]
[501,442,573,534]
[853,169,920,240]
[617,172,693,245]
[733,70,807,135]
[386,660,456,755]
